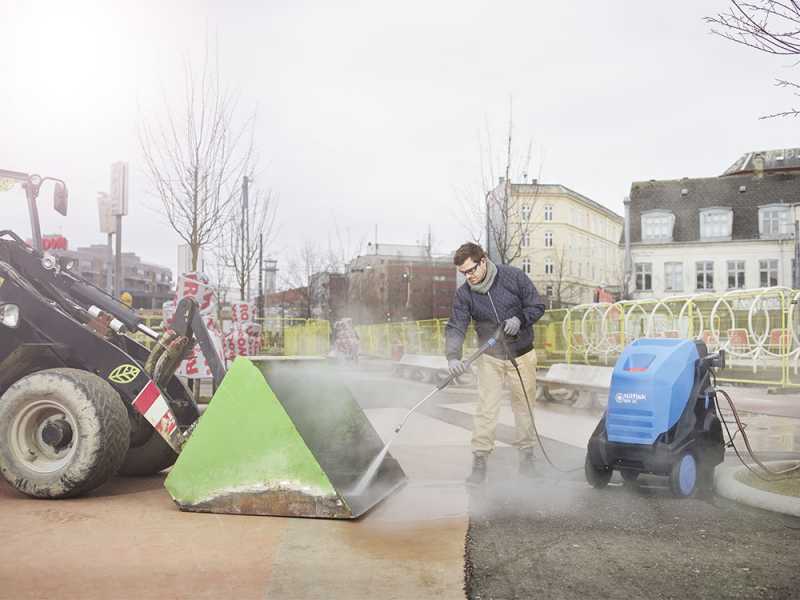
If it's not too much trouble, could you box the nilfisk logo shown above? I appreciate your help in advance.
[615,391,646,404]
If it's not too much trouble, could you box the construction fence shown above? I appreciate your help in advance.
[355,287,800,389]
[132,287,800,388]
[132,314,331,357]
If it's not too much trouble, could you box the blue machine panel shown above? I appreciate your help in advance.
[606,338,698,445]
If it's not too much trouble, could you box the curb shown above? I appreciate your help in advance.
[714,462,800,518]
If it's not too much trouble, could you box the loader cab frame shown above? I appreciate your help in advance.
[0,169,68,251]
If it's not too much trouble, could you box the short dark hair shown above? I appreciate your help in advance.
[453,242,486,266]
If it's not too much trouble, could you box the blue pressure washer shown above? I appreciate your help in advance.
[585,338,726,497]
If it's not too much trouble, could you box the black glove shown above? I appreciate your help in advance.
[448,359,467,377]
[504,316,521,337]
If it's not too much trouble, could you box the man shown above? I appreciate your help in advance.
[446,242,546,485]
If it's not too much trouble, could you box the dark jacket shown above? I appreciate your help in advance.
[445,263,546,361]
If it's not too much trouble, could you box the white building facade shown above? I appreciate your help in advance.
[487,179,624,306]
[627,149,800,300]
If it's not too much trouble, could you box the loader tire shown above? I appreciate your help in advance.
[118,413,177,476]
[0,368,130,498]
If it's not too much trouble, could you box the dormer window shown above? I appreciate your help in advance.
[699,208,733,240]
[759,205,791,238]
[641,210,674,241]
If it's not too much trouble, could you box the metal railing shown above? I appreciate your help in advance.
[128,288,800,387]
[355,287,800,388]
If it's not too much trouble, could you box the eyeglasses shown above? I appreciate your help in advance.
[459,261,483,276]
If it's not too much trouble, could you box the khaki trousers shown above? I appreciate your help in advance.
[472,349,538,453]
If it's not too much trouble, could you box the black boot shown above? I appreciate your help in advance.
[466,452,488,486]
[518,448,535,478]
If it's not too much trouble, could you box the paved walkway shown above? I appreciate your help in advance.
[1,364,798,599]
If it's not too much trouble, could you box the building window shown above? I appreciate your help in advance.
[696,261,714,290]
[522,258,531,274]
[521,204,531,220]
[759,205,791,238]
[727,260,745,289]
[699,208,733,240]
[545,285,553,296]
[759,259,778,287]
[521,232,530,248]
[635,263,652,291]
[544,205,553,221]
[641,211,675,241]
[664,262,683,292]
[544,259,554,275]
[544,231,553,248]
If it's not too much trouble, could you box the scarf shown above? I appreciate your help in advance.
[468,260,497,294]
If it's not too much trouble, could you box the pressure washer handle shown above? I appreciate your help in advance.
[436,326,503,391]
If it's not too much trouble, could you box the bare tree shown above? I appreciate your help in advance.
[546,245,584,308]
[283,241,327,319]
[457,99,543,264]
[323,218,367,274]
[140,47,256,271]
[220,182,277,300]
[707,1,800,118]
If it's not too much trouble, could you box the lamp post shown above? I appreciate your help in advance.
[793,204,800,289]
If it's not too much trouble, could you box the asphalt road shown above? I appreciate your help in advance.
[464,448,800,600]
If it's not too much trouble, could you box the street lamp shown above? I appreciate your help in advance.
[793,204,800,289]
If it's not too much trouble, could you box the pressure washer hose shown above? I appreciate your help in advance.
[504,342,583,474]
[712,381,800,481]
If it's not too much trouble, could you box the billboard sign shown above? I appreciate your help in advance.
[110,161,128,216]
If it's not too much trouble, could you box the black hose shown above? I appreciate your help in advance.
[713,382,800,481]
[497,331,582,474]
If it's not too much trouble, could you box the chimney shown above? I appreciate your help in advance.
[753,153,765,179]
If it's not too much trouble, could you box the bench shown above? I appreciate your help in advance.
[393,353,476,386]
[538,363,613,409]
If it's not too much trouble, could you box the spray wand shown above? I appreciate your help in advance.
[392,326,504,434]
[350,327,503,496]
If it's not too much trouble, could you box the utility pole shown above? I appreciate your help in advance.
[109,163,128,300]
[241,175,249,301]
[114,215,122,299]
[258,233,263,319]
[97,192,114,294]
[794,215,800,289]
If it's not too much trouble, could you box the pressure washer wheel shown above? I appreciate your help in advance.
[669,452,698,498]
[584,453,613,489]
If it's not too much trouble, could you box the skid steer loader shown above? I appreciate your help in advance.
[0,169,405,518]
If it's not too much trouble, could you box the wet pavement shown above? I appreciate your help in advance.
[351,368,800,600]
[0,364,799,599]
[466,457,800,600]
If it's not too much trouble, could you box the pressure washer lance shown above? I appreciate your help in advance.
[350,327,504,496]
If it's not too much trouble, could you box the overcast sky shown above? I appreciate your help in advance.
[1,1,796,282]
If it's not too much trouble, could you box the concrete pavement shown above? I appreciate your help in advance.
[2,363,799,599]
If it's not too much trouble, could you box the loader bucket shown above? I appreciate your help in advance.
[164,356,406,519]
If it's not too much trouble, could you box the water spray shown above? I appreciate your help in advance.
[350,327,504,496]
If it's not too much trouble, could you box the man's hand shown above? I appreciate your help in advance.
[504,316,521,337]
[448,359,467,377]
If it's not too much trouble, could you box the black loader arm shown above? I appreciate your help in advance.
[170,297,226,389]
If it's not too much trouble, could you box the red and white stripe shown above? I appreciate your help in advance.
[132,381,178,436]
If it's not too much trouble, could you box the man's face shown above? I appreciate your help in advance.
[458,256,487,285]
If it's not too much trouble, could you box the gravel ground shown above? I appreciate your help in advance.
[465,447,800,600]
